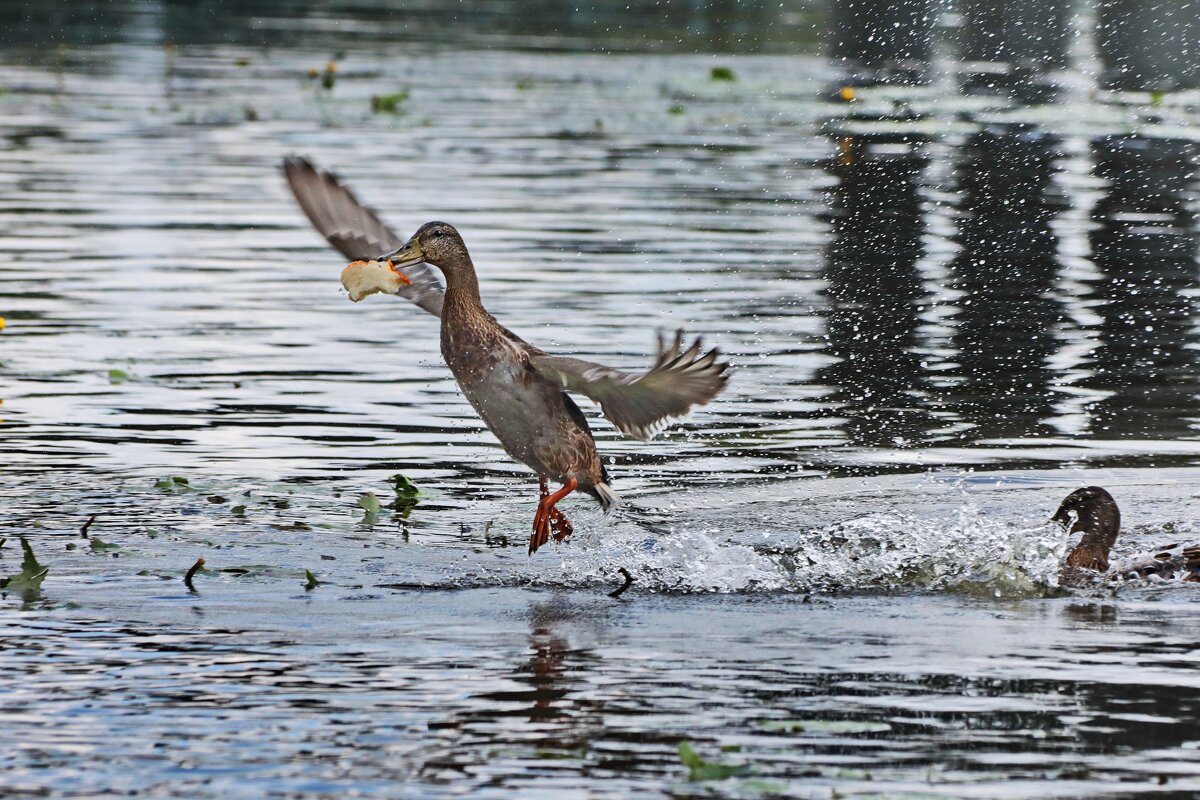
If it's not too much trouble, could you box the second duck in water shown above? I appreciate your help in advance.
[1052,486,1200,582]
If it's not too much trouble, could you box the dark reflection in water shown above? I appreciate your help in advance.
[5,594,1176,798]
[819,129,935,448]
[945,126,1067,441]
[1085,136,1200,439]
[0,0,819,53]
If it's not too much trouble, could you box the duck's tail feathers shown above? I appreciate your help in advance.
[591,482,620,512]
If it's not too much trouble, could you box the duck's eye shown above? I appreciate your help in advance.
[433,229,444,238]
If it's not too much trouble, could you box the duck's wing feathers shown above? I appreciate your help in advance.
[527,330,730,441]
[282,156,444,317]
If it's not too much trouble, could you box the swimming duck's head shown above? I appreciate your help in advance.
[1053,486,1120,572]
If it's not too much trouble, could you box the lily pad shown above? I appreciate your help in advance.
[1,537,48,599]
[678,741,753,781]
[371,90,409,113]
[89,537,121,553]
[154,476,191,491]
[358,492,381,514]
[107,368,130,384]
[710,66,736,82]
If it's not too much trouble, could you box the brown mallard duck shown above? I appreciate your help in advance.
[283,157,730,555]
[1052,487,1200,582]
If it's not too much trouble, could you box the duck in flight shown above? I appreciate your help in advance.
[282,157,730,555]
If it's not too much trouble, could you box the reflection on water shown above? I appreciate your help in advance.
[3,1,1200,797]
[819,129,935,448]
[5,591,1200,798]
[1086,136,1200,439]
[947,125,1067,440]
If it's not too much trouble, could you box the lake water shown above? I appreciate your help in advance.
[3,2,1200,797]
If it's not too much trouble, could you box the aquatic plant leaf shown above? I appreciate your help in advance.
[89,537,121,553]
[231,505,247,516]
[1,537,48,597]
[710,66,736,82]
[304,569,320,590]
[388,474,420,500]
[154,476,191,491]
[358,492,381,514]
[677,741,752,781]
[107,368,130,384]
[371,91,409,113]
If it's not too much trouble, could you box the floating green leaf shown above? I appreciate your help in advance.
[668,104,685,115]
[304,569,321,590]
[230,505,247,516]
[358,492,381,515]
[89,537,120,553]
[387,474,420,518]
[371,90,409,113]
[388,473,420,500]
[1,537,48,599]
[154,475,191,491]
[677,741,752,781]
[107,368,130,384]
[710,66,736,82]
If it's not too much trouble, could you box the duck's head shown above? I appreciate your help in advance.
[382,222,472,276]
[1052,486,1120,572]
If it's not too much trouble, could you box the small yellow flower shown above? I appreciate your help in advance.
[839,86,856,102]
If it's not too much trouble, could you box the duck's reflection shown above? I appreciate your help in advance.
[1084,136,1200,438]
[818,131,936,448]
[420,600,606,778]
[945,126,1066,440]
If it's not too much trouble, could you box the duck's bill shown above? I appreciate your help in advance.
[381,239,424,269]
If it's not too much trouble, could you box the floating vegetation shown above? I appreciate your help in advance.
[307,61,337,90]
[608,567,633,598]
[677,741,752,781]
[230,504,247,517]
[154,476,191,491]
[304,569,321,590]
[371,90,409,114]
[184,558,205,591]
[358,492,381,514]
[89,537,120,554]
[667,104,685,115]
[388,473,420,517]
[709,66,735,82]
[515,78,533,91]
[107,368,130,384]
[1,538,48,600]
[234,57,251,68]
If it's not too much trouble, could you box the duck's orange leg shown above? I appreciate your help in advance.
[530,476,578,555]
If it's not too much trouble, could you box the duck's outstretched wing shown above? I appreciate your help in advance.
[282,156,444,317]
[527,330,730,441]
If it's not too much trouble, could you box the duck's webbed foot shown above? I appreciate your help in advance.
[530,476,578,555]
[550,507,573,542]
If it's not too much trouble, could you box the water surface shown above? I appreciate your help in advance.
[3,2,1200,797]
